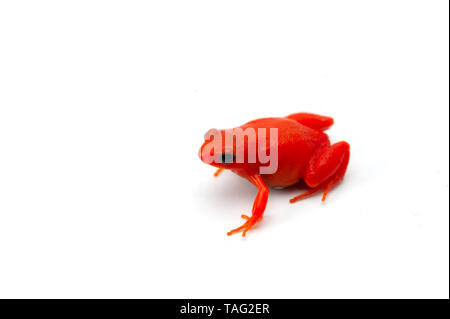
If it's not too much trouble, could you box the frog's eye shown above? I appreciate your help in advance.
[219,153,235,164]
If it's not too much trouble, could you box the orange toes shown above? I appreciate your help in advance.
[290,185,323,203]
[321,184,331,202]
[227,216,258,237]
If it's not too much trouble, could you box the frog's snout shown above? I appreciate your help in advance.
[198,140,211,164]
[199,129,220,164]
[198,144,205,162]
[199,139,221,166]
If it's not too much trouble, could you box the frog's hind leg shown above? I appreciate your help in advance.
[286,112,334,131]
[290,141,350,203]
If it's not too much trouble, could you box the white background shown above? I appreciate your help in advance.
[0,1,448,298]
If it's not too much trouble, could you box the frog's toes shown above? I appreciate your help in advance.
[227,215,259,237]
[227,220,248,236]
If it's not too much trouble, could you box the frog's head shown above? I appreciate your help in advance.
[198,128,258,172]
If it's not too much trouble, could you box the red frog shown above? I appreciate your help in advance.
[199,112,350,237]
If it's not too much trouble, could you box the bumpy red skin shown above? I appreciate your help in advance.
[199,113,350,237]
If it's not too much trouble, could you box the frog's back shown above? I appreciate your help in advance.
[241,117,329,187]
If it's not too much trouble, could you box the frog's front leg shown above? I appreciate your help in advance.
[213,168,223,177]
[227,174,269,237]
[290,141,350,203]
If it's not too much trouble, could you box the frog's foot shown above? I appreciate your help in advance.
[289,185,323,203]
[289,179,337,203]
[227,214,260,237]
[214,168,223,177]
